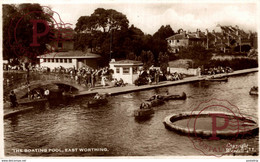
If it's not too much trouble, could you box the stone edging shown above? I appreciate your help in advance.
[163,111,258,138]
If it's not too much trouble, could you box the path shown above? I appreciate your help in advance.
[73,68,258,97]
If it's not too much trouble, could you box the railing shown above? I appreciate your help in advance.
[3,70,80,94]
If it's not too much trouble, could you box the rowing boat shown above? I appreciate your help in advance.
[163,92,187,101]
[206,77,228,82]
[87,98,108,107]
[134,108,154,118]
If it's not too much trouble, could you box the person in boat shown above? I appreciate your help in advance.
[44,88,50,99]
[35,91,41,99]
[149,93,163,101]
[140,102,145,109]
[140,102,151,109]
[251,86,258,91]
[94,93,102,100]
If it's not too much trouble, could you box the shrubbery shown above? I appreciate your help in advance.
[205,58,258,70]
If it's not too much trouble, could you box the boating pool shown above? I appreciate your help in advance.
[4,72,258,156]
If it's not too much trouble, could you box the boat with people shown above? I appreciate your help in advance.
[162,92,187,101]
[150,99,165,106]
[145,95,165,107]
[249,86,258,95]
[134,102,154,118]
[206,76,228,82]
[147,92,187,102]
[87,93,108,107]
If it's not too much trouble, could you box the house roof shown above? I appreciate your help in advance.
[166,34,186,40]
[37,51,101,59]
[110,59,143,65]
[166,32,207,40]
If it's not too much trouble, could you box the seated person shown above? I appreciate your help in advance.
[149,94,162,100]
[94,93,101,99]
[118,78,124,86]
[140,102,145,109]
[140,102,151,109]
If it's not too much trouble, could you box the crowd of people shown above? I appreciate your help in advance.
[112,78,126,87]
[26,85,50,100]
[4,63,235,109]
[203,66,233,75]
[135,68,163,86]
[135,67,184,86]
[166,72,183,81]
[5,63,113,89]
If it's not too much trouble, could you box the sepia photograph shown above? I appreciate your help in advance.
[1,0,259,159]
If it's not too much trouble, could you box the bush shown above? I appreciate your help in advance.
[205,58,258,70]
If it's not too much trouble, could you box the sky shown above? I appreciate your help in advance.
[45,2,257,35]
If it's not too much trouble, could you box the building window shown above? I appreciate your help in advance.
[56,59,59,63]
[64,59,67,63]
[133,67,138,74]
[58,42,62,48]
[123,67,129,74]
[177,40,179,43]
[43,59,46,62]
[116,67,120,73]
[69,59,72,63]
[47,59,50,62]
[60,59,63,63]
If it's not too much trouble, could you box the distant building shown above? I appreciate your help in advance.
[109,60,143,84]
[38,51,101,70]
[166,29,207,53]
[38,28,100,70]
[167,25,257,54]
[212,25,255,53]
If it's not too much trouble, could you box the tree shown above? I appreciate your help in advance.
[153,25,174,40]
[146,25,174,65]
[179,44,212,67]
[3,4,55,63]
[3,4,17,61]
[177,28,184,34]
[140,50,154,70]
[158,52,169,74]
[126,52,137,60]
[74,8,129,64]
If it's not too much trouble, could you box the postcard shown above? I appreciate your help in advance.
[1,0,259,160]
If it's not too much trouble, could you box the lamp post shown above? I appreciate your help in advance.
[110,29,112,61]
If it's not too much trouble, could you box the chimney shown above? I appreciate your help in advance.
[183,30,186,36]
[196,29,200,38]
[235,25,239,36]
[248,31,252,39]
